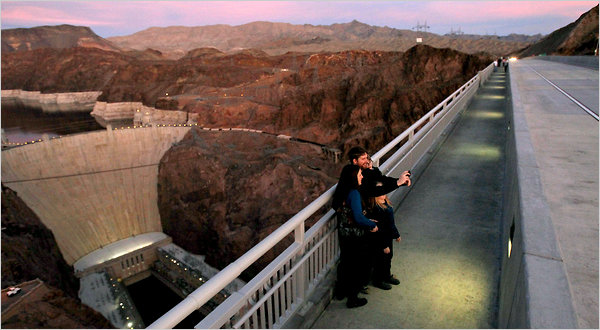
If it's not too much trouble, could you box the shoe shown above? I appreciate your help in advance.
[373,281,392,290]
[385,275,400,285]
[346,297,368,308]
[360,286,369,294]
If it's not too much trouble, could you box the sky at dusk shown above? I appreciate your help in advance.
[1,1,598,38]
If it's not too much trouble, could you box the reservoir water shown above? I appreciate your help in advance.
[1,106,103,143]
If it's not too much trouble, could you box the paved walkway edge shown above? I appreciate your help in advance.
[498,67,578,328]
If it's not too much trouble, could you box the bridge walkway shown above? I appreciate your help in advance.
[312,70,509,328]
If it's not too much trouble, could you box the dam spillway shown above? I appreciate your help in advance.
[1,126,191,265]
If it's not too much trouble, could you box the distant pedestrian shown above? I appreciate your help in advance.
[503,58,509,72]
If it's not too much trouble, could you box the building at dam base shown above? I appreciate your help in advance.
[77,237,245,329]
[74,232,172,278]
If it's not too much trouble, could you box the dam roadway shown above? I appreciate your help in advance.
[312,58,598,328]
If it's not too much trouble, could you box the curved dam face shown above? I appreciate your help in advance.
[1,126,191,265]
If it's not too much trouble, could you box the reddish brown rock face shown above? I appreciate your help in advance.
[517,5,598,57]
[1,24,120,53]
[1,186,112,328]
[157,129,341,278]
[1,284,113,329]
[1,186,79,297]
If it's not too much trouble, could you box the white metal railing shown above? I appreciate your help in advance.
[148,63,494,329]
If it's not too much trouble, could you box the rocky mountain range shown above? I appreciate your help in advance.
[1,24,120,53]
[516,5,599,57]
[106,20,536,59]
[1,20,540,59]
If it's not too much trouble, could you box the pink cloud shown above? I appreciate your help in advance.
[1,4,115,26]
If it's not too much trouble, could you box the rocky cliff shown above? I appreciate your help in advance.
[1,24,120,53]
[269,46,490,151]
[1,282,113,329]
[1,186,79,296]
[157,128,341,277]
[1,47,131,93]
[516,5,598,57]
[1,185,111,328]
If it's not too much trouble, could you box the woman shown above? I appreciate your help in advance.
[365,190,402,290]
[332,164,378,308]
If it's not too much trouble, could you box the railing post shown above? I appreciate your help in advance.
[294,222,306,302]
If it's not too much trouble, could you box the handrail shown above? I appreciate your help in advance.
[148,62,494,329]
[148,186,337,328]
[372,69,483,168]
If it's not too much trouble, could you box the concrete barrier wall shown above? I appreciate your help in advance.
[535,55,599,71]
[497,68,577,328]
[1,127,191,265]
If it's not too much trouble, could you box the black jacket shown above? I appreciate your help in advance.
[360,167,400,197]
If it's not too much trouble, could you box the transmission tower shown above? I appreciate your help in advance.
[449,27,464,36]
[412,21,430,33]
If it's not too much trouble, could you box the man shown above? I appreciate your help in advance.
[347,146,411,196]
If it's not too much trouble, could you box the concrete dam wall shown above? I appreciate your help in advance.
[1,127,191,265]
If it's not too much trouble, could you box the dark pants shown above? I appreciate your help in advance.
[372,239,393,282]
[336,233,370,299]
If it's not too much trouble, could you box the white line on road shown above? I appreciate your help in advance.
[526,64,599,121]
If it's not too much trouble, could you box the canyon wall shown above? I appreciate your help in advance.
[1,187,113,328]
